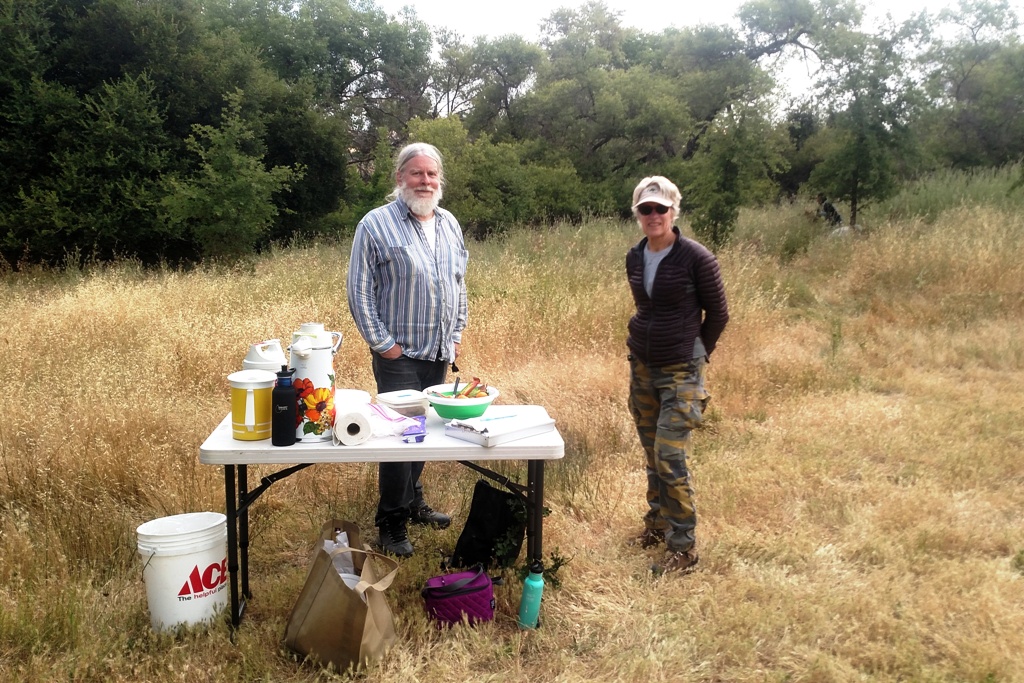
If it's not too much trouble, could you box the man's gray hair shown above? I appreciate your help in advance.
[388,143,445,200]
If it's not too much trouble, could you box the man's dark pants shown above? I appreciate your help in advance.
[371,352,447,527]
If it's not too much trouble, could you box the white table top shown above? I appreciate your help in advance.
[199,404,565,465]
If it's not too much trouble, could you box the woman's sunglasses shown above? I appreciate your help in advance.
[637,204,670,216]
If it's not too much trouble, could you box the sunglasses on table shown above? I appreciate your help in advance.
[637,204,670,215]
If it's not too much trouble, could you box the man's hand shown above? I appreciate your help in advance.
[381,343,403,360]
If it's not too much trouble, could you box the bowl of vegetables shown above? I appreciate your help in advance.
[424,378,499,419]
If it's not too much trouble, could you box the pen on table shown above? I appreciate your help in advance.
[478,414,516,422]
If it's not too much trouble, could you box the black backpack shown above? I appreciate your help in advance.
[449,479,527,569]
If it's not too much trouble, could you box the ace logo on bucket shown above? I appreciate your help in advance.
[137,512,228,631]
[177,558,228,601]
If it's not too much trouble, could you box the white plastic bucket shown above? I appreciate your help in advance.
[136,512,228,632]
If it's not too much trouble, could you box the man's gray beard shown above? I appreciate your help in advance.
[400,185,442,217]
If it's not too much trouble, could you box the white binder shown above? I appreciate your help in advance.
[444,405,556,447]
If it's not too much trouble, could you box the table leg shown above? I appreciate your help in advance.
[536,461,545,564]
[526,460,545,566]
[224,465,241,627]
[238,464,251,599]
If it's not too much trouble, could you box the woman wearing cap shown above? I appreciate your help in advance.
[625,176,729,575]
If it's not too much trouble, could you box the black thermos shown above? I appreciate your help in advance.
[272,364,297,446]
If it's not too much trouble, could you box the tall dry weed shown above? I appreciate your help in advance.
[0,205,1022,682]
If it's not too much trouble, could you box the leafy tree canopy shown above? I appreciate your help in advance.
[1,0,1021,266]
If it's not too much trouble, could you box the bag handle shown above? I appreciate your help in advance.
[327,545,400,595]
[421,564,489,599]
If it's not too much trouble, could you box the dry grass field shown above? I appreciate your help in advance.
[1,202,1022,682]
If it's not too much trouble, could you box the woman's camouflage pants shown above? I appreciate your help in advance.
[628,356,710,553]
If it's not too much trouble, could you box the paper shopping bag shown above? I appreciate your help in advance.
[284,520,399,673]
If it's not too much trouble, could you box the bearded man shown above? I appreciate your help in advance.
[346,142,468,557]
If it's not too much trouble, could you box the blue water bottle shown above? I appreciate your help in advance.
[517,561,544,629]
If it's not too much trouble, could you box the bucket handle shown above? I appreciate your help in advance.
[255,340,281,360]
[330,331,343,355]
[139,549,156,580]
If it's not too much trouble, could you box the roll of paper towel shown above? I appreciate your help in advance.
[333,390,373,446]
[335,389,371,404]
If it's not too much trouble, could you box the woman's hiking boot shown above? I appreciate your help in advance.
[651,548,699,576]
[628,527,665,549]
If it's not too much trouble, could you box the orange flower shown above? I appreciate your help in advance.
[294,377,315,399]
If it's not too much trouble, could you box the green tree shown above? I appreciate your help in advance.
[257,79,349,242]
[519,66,695,214]
[647,0,861,159]
[1,0,344,265]
[428,28,482,119]
[207,0,433,161]
[160,91,302,260]
[539,0,633,79]
[0,0,83,264]
[737,0,862,62]
[463,35,544,141]
[43,0,229,141]
[517,0,830,217]
[773,106,821,200]
[408,117,586,235]
[285,0,432,158]
[919,0,1024,168]
[2,73,171,265]
[653,25,762,129]
[810,19,924,226]
[683,106,787,248]
[339,127,400,228]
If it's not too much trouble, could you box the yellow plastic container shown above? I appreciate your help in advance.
[228,370,276,440]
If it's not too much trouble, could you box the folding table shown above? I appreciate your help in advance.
[198,404,565,626]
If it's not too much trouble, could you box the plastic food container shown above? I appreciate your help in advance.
[376,389,429,417]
